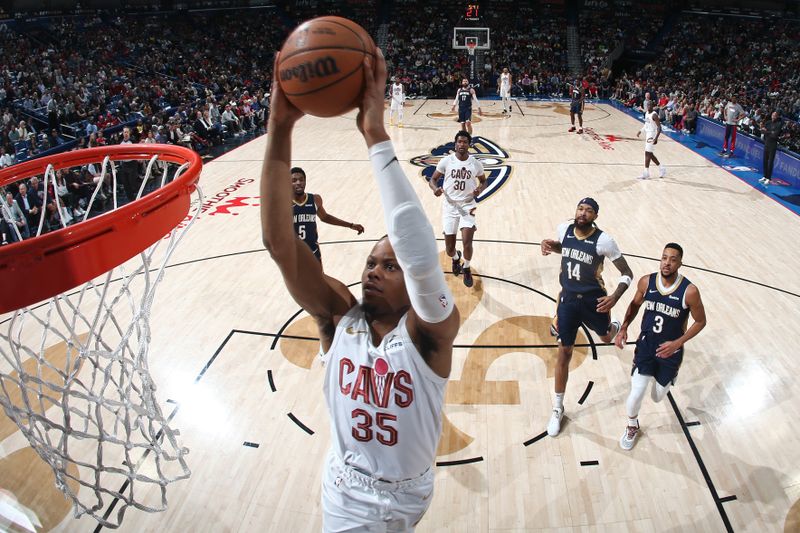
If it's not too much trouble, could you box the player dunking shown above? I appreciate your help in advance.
[541,198,634,436]
[292,167,364,262]
[263,48,460,531]
[636,100,666,179]
[389,76,405,127]
[568,78,585,134]
[451,78,482,135]
[615,243,706,450]
[429,130,486,288]
[498,67,512,114]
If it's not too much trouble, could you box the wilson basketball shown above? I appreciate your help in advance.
[278,17,376,118]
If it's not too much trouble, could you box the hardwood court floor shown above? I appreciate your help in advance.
[2,100,800,532]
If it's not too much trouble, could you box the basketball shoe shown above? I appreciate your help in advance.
[451,250,462,276]
[463,267,474,287]
[547,407,564,437]
[620,423,639,450]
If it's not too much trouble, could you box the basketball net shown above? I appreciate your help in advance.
[467,42,476,56]
[0,149,201,528]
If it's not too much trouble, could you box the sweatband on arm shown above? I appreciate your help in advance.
[618,275,632,288]
[369,141,454,323]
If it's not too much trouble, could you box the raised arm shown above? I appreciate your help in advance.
[615,275,648,348]
[314,194,364,234]
[260,54,355,347]
[358,49,459,378]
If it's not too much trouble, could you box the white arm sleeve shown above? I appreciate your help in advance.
[597,232,623,261]
[369,141,454,323]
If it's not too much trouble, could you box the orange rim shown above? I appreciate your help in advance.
[0,144,202,314]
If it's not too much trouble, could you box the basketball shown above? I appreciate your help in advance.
[277,16,376,117]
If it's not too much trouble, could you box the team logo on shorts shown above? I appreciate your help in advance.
[409,136,512,203]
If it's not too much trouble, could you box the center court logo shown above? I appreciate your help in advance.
[409,136,512,202]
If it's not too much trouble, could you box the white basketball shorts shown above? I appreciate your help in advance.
[321,451,435,533]
[441,199,477,235]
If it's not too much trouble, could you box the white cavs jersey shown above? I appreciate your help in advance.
[500,72,511,96]
[644,111,658,140]
[391,82,404,109]
[322,306,447,481]
[436,152,485,204]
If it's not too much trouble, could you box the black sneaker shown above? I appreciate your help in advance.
[463,267,473,287]
[451,250,462,276]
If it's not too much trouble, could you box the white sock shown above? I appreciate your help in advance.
[463,259,470,269]
[628,417,638,427]
[554,393,564,410]
[644,168,650,176]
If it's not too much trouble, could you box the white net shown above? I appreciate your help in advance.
[0,151,201,528]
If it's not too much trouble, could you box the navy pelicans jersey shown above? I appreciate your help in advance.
[293,193,320,258]
[571,84,583,104]
[557,222,622,294]
[321,307,447,481]
[639,273,692,342]
[456,88,473,111]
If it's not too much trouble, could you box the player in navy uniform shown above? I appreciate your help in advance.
[615,243,706,450]
[568,79,585,134]
[541,198,634,436]
[292,167,364,262]
[450,78,482,135]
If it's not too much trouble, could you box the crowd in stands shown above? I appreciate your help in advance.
[2,4,800,245]
[612,13,800,153]
[0,10,282,170]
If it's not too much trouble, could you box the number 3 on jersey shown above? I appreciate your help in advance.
[566,261,580,281]
[653,315,663,333]
[351,408,398,446]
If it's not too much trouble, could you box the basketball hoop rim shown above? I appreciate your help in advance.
[0,144,202,314]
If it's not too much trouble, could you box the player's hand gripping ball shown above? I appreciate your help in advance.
[277,16,376,117]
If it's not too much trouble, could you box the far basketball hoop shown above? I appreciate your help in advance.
[452,27,490,51]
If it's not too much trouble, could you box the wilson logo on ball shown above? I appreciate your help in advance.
[280,57,341,84]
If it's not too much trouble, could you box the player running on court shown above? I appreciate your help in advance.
[541,197,634,436]
[615,243,706,450]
